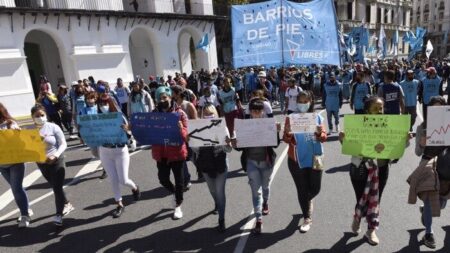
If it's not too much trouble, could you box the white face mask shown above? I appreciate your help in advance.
[100,105,109,113]
[297,103,310,113]
[33,116,47,126]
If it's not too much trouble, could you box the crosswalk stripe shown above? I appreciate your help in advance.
[0,169,42,212]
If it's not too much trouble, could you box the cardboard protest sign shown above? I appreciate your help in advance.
[427,106,450,146]
[77,112,128,147]
[234,118,277,148]
[289,113,318,133]
[342,115,410,159]
[0,129,46,164]
[131,112,182,146]
[188,119,229,147]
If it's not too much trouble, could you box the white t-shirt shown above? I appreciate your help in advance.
[285,86,303,111]
[115,86,131,104]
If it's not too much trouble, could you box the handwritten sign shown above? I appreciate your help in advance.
[0,129,46,164]
[188,119,229,147]
[234,118,277,148]
[131,112,182,146]
[427,106,450,146]
[77,112,128,147]
[289,113,318,133]
[342,115,410,159]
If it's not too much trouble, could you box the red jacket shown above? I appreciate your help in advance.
[151,104,188,162]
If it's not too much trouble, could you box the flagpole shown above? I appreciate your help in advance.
[280,0,285,67]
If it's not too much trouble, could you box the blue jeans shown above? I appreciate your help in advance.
[326,109,339,130]
[0,164,30,216]
[203,170,227,221]
[423,198,433,234]
[247,159,273,220]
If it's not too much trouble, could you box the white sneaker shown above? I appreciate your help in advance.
[173,206,183,219]
[18,216,30,228]
[299,218,312,233]
[63,203,74,216]
[17,209,34,222]
[53,215,63,226]
[335,125,340,133]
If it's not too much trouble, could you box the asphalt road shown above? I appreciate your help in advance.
[0,102,449,253]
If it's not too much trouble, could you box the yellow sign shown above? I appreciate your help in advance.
[0,129,46,164]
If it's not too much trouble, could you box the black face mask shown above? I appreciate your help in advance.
[158,101,170,110]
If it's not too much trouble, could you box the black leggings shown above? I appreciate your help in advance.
[350,165,389,206]
[37,157,68,215]
[157,159,184,206]
[288,158,323,219]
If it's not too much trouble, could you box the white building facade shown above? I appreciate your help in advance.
[411,0,450,58]
[0,0,222,117]
[335,0,412,59]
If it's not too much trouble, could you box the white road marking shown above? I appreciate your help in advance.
[0,169,41,211]
[0,150,142,222]
[233,109,325,253]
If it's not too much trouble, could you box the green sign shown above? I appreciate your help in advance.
[342,115,411,159]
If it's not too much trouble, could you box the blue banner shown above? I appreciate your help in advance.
[130,112,182,146]
[77,112,128,147]
[232,0,340,68]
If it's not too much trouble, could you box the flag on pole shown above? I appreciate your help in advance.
[196,34,209,52]
[393,29,399,56]
[425,40,433,59]
[378,25,387,59]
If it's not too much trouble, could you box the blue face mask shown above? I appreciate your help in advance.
[297,103,310,113]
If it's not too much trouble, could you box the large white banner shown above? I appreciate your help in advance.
[188,119,229,147]
[427,106,450,146]
[234,118,277,148]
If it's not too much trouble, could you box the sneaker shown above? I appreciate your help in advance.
[252,220,262,234]
[217,219,226,233]
[53,215,63,226]
[299,218,312,233]
[335,125,340,132]
[132,185,141,201]
[262,202,270,215]
[18,216,30,228]
[62,203,74,216]
[365,229,379,245]
[17,209,34,223]
[112,205,125,218]
[99,170,108,179]
[419,205,424,226]
[183,182,192,192]
[173,206,183,219]
[351,217,361,235]
[422,233,436,249]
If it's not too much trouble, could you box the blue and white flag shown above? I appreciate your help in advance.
[350,26,369,63]
[393,29,399,56]
[231,0,340,68]
[444,30,449,46]
[196,34,209,52]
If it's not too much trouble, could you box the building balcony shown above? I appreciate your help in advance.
[0,0,215,16]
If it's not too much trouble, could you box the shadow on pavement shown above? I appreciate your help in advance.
[393,228,422,253]
[437,226,450,253]
[325,164,349,174]
[243,214,301,253]
[302,232,366,253]
[104,213,249,253]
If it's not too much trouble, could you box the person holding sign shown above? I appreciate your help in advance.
[192,104,232,233]
[31,104,74,226]
[339,96,407,246]
[283,91,327,233]
[231,98,281,234]
[411,95,449,249]
[322,73,343,133]
[0,103,32,228]
[96,94,141,219]
[152,86,189,220]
